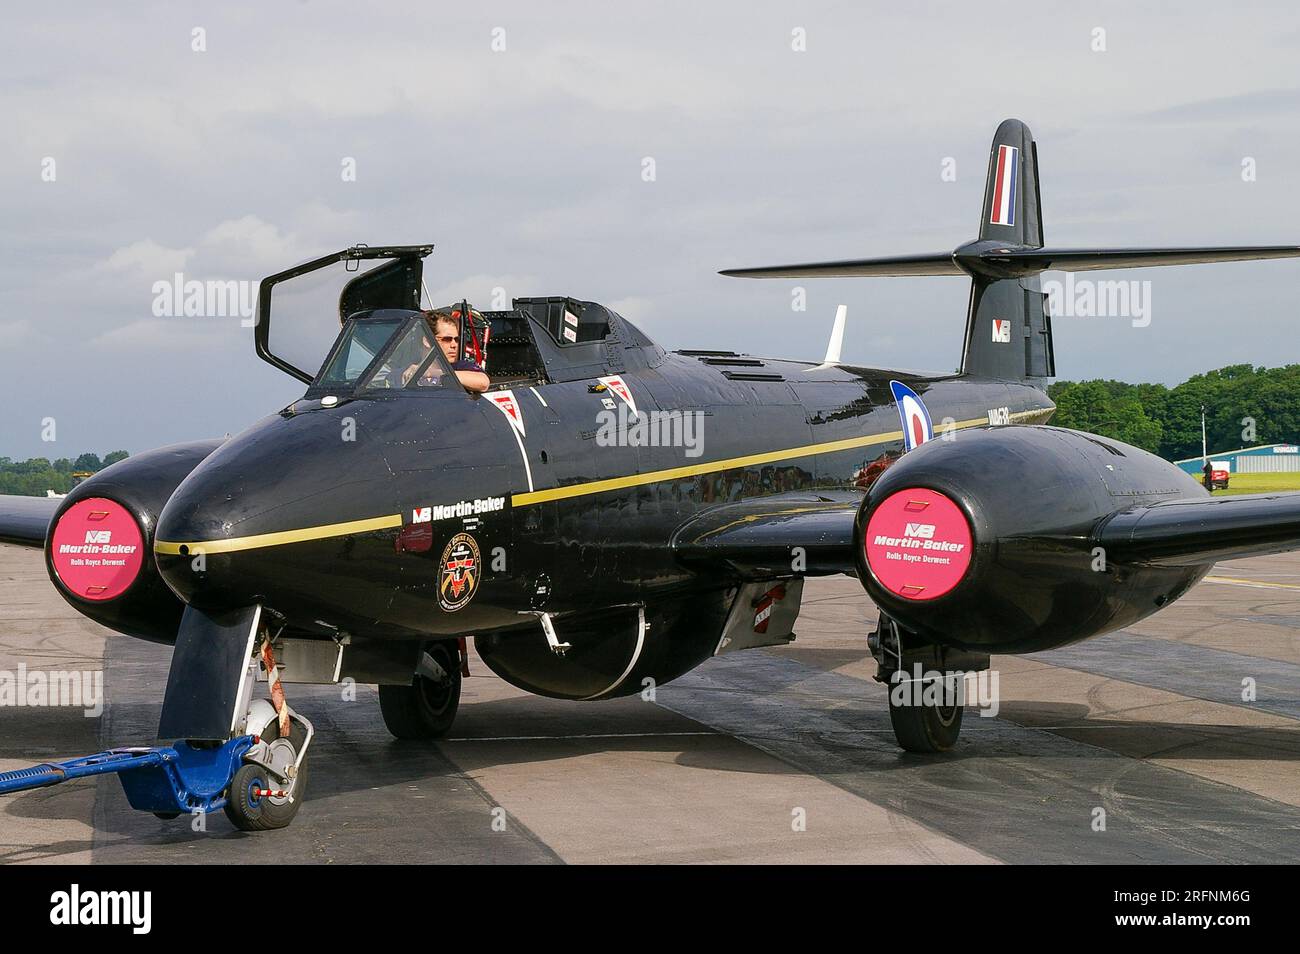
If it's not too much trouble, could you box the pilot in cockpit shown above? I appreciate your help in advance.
[401,308,490,393]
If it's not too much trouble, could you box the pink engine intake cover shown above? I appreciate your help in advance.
[49,497,145,601]
[864,488,973,600]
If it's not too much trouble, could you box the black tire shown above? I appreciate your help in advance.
[888,683,964,753]
[223,719,309,832]
[378,642,461,740]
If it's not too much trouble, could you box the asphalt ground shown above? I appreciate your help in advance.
[2,542,1297,864]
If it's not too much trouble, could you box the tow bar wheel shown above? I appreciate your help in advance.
[224,718,310,832]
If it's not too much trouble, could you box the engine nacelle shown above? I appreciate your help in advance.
[44,440,225,644]
[854,426,1210,653]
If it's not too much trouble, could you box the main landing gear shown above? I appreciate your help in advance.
[378,640,463,739]
[868,615,988,753]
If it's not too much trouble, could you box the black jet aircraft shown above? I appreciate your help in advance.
[5,118,1300,831]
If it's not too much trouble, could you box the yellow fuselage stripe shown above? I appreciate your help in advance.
[509,428,910,506]
[154,514,403,555]
[153,408,1049,555]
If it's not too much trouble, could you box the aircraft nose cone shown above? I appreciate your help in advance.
[154,409,396,621]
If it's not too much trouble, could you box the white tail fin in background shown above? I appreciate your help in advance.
[823,304,847,365]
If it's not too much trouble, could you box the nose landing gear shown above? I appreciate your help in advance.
[224,713,312,831]
[0,603,315,831]
[0,701,313,831]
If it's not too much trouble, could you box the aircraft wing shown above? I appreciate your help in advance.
[1098,492,1300,567]
[673,489,1300,581]
[0,495,60,548]
[670,493,859,578]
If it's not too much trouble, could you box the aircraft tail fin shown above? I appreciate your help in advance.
[721,118,1300,381]
[980,119,1043,248]
[964,119,1050,379]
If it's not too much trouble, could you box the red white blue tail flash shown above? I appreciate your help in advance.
[989,144,1018,227]
[890,380,933,452]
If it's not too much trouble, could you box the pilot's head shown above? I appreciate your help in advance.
[425,310,460,364]
[418,309,460,363]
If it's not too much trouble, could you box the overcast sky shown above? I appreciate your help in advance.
[4,1,1300,458]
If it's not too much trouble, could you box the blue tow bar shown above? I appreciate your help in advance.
[0,736,256,816]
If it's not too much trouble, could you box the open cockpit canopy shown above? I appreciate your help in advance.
[257,244,666,395]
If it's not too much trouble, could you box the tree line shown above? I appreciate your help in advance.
[0,452,129,496]
[1048,364,1300,460]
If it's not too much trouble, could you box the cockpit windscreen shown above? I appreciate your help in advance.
[313,313,456,392]
[361,317,452,390]
[315,316,404,388]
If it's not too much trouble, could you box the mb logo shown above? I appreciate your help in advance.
[991,319,1011,343]
[904,523,935,539]
[84,530,111,544]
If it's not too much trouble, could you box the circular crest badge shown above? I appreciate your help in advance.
[438,532,481,612]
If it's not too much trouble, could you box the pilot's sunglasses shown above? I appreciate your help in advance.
[436,335,459,344]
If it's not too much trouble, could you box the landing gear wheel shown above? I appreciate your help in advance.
[379,641,461,740]
[888,689,963,753]
[223,719,309,832]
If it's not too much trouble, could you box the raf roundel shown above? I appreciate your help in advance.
[889,380,934,452]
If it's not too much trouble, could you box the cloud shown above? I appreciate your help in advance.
[88,317,243,353]
[1141,88,1300,123]
[424,274,540,310]
[199,215,315,270]
[92,239,194,276]
[606,296,655,323]
[0,319,41,348]
[5,1,1300,458]
[85,216,307,285]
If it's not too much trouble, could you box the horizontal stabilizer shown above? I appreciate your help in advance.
[721,245,1300,281]
[982,245,1300,274]
[719,252,963,279]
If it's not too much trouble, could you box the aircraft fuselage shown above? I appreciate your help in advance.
[153,353,1054,647]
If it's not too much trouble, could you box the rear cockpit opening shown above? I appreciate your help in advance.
[480,297,612,388]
